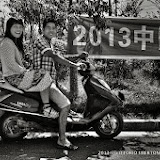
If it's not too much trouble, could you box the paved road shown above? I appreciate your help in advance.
[0,132,160,160]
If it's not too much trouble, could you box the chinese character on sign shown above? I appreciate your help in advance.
[134,25,154,51]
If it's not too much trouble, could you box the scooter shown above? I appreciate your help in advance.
[0,60,124,141]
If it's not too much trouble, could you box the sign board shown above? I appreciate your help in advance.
[67,17,160,59]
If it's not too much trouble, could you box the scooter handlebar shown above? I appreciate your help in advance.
[77,62,88,71]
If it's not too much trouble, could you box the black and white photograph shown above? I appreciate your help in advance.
[0,0,160,160]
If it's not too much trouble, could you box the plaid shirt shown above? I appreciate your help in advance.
[33,35,56,82]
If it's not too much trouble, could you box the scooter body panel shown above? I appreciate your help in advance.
[83,76,111,116]
[0,88,39,112]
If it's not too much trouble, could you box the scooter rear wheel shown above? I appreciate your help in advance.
[93,112,123,139]
[0,113,27,141]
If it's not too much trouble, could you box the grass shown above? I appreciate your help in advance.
[110,78,160,119]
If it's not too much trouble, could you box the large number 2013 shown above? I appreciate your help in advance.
[73,25,101,46]
[73,25,131,48]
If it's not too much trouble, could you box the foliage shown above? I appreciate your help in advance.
[92,58,160,91]
[6,0,75,34]
[5,0,146,32]
[148,0,160,10]
[121,78,160,119]
[142,60,160,83]
[118,0,144,17]
[146,0,160,18]
[70,0,109,29]
[94,59,133,79]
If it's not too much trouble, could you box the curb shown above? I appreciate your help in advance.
[123,119,160,131]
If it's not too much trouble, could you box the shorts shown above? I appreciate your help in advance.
[50,83,71,109]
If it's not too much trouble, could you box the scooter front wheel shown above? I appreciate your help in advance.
[0,113,27,141]
[93,112,123,139]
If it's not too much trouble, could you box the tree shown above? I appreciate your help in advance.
[0,17,5,36]
[6,0,69,36]
[148,0,160,10]
[118,0,144,17]
[146,0,160,18]
[143,0,160,84]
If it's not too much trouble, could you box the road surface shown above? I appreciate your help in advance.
[0,131,160,160]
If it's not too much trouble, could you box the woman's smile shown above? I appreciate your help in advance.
[11,24,23,38]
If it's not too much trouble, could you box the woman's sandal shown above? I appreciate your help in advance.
[57,144,78,150]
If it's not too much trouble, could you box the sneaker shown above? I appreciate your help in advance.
[43,106,59,119]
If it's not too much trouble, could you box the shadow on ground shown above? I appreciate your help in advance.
[1,132,160,160]
[0,135,123,160]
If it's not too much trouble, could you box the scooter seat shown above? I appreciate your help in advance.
[0,79,24,94]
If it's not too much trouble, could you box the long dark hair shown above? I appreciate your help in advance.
[4,17,24,55]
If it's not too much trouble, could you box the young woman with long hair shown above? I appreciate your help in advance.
[0,17,53,110]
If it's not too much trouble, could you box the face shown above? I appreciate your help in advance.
[10,23,23,38]
[43,22,57,40]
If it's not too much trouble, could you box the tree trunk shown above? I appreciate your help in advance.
[69,0,72,7]
[70,67,78,105]
[115,0,118,16]
[30,23,34,44]
[109,0,112,16]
